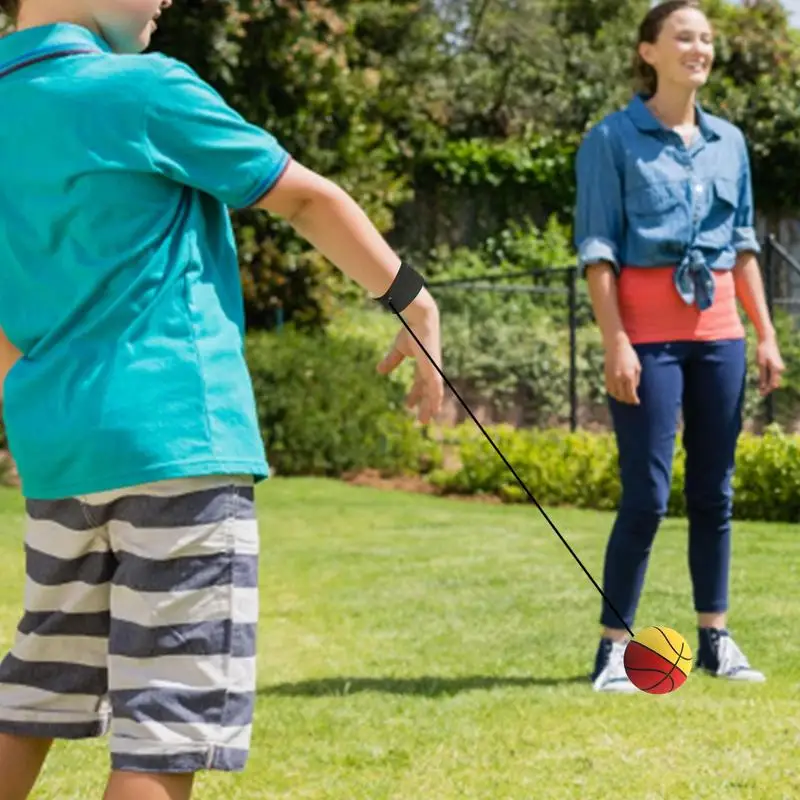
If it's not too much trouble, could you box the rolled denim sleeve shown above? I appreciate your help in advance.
[732,136,760,255]
[574,123,624,276]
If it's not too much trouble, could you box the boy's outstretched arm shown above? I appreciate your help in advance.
[138,61,443,423]
[255,160,444,424]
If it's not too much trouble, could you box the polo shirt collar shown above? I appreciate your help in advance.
[625,93,720,142]
[0,23,111,70]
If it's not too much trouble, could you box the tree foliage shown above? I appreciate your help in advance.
[3,0,800,324]
[701,0,800,215]
[152,1,422,328]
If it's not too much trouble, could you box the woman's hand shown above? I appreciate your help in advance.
[733,253,784,397]
[604,334,641,405]
[584,263,640,406]
[756,334,785,396]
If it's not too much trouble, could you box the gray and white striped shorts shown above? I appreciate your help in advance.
[0,475,259,774]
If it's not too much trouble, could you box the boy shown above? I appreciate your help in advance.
[0,1,444,798]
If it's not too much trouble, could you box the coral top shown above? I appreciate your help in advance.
[617,267,745,345]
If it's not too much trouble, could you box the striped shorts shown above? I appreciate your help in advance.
[0,475,259,774]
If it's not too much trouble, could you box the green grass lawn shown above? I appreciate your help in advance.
[0,478,798,799]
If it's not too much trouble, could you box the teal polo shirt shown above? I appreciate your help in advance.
[0,23,291,499]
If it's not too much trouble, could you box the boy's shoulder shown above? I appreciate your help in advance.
[66,52,202,112]
[53,52,220,132]
[79,51,194,87]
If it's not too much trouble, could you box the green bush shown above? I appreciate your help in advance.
[245,328,441,478]
[733,425,800,522]
[424,217,574,280]
[385,218,604,425]
[324,297,604,427]
[411,292,799,431]
[324,305,415,392]
[439,308,588,425]
[430,423,800,523]
[424,217,587,322]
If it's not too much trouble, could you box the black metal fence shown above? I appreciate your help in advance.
[425,235,800,431]
[762,234,800,425]
[425,265,586,430]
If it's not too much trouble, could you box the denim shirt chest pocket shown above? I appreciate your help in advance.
[624,169,739,254]
[626,181,684,215]
[700,175,739,247]
[624,180,690,256]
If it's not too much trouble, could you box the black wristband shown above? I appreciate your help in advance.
[376,261,425,313]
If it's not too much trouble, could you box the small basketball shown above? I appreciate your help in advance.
[623,626,693,694]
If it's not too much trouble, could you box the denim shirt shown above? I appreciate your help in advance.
[573,94,760,310]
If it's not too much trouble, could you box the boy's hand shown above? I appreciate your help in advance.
[376,301,444,424]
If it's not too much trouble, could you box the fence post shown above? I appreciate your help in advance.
[567,266,578,432]
[764,236,775,426]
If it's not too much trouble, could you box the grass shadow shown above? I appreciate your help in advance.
[260,674,588,698]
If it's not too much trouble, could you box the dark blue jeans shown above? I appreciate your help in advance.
[600,338,746,630]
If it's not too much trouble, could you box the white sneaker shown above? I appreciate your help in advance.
[697,628,766,683]
[591,638,638,693]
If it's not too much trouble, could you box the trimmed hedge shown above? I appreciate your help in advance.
[430,423,800,523]
[245,328,440,477]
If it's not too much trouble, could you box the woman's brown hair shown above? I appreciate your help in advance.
[0,0,20,20]
[634,0,703,95]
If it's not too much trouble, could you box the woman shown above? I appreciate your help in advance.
[574,0,784,693]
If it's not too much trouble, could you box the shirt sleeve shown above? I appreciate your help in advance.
[732,134,760,255]
[142,60,291,210]
[573,123,625,276]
